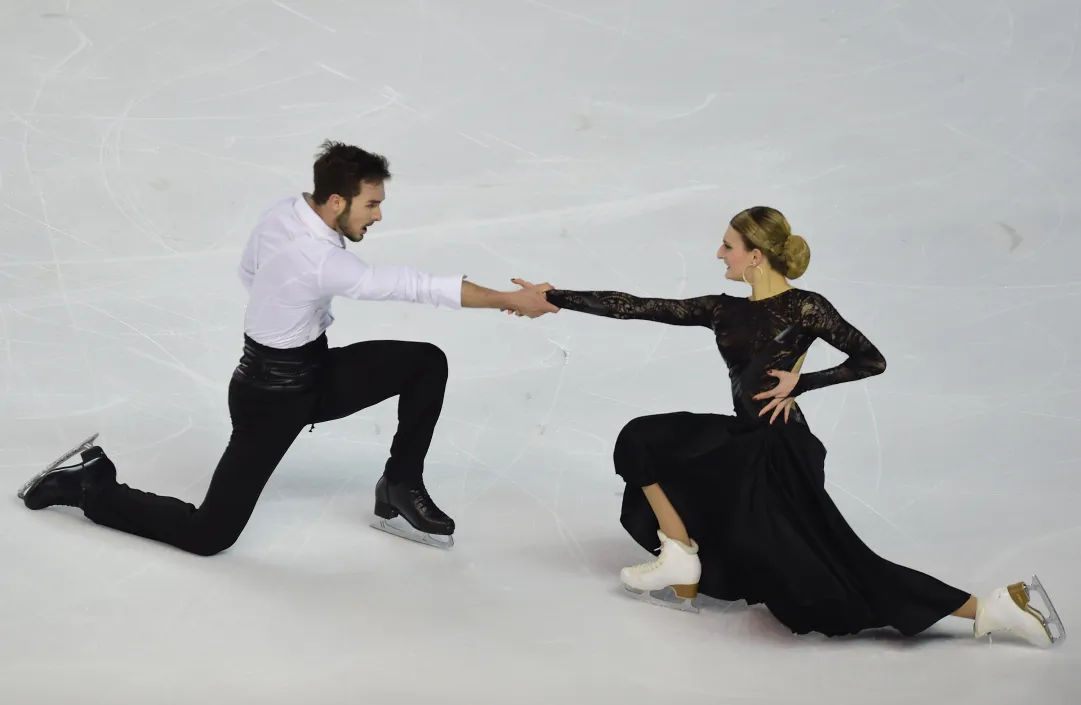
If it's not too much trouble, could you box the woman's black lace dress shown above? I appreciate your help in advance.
[544,287,969,637]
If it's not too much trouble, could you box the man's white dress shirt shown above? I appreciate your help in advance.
[238,194,464,348]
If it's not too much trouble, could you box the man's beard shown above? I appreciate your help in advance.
[335,204,367,241]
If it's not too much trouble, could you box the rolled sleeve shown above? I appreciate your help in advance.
[321,250,463,309]
[428,273,464,309]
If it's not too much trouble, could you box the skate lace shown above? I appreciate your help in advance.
[631,547,664,573]
[409,487,446,518]
[410,488,432,509]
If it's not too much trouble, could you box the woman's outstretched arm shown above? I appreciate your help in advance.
[526,280,722,329]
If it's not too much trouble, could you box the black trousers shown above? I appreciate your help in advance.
[82,337,449,556]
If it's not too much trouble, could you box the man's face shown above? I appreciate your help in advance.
[335,181,385,242]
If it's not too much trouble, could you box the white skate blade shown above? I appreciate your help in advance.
[370,516,454,549]
[1029,574,1066,645]
[622,584,699,613]
[17,433,100,500]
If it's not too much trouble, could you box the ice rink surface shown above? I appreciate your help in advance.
[2,0,1079,703]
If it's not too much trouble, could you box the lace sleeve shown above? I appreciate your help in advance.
[545,289,721,328]
[790,293,887,397]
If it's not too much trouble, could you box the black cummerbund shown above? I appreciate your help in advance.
[231,333,329,392]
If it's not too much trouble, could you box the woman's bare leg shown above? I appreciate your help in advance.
[642,483,690,544]
[952,595,977,619]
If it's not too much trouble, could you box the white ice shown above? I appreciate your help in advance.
[1,0,1079,703]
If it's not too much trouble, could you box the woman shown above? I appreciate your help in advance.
[515,206,1065,647]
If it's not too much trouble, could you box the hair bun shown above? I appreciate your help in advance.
[783,234,811,279]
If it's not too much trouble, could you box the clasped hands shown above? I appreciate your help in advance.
[500,277,558,318]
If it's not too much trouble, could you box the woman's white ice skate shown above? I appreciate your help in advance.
[974,575,1066,648]
[620,530,701,613]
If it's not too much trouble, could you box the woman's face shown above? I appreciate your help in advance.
[717,226,758,282]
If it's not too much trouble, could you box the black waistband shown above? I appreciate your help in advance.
[231,334,329,392]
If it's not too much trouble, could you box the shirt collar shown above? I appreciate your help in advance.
[294,193,345,249]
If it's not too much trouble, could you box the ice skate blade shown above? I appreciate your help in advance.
[370,517,454,550]
[1027,574,1066,646]
[16,433,99,500]
[622,584,699,613]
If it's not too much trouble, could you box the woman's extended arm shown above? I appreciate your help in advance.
[543,287,722,328]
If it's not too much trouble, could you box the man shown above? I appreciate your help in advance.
[17,140,556,554]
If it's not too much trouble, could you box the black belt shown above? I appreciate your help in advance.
[232,333,329,392]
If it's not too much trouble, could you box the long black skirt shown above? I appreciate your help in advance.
[612,410,970,637]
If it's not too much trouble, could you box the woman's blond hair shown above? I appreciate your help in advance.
[730,206,811,279]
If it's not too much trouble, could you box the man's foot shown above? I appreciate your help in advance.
[371,475,455,549]
[21,446,116,510]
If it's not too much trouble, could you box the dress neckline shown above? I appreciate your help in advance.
[748,287,798,303]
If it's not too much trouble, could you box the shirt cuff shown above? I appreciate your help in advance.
[430,274,465,309]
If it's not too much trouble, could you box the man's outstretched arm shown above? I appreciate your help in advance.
[460,279,555,317]
[322,252,557,318]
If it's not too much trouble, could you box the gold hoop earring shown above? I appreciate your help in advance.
[742,264,764,285]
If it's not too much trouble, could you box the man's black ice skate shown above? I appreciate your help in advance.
[19,440,116,511]
[371,475,455,549]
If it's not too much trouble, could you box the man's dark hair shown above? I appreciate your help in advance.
[311,140,391,205]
